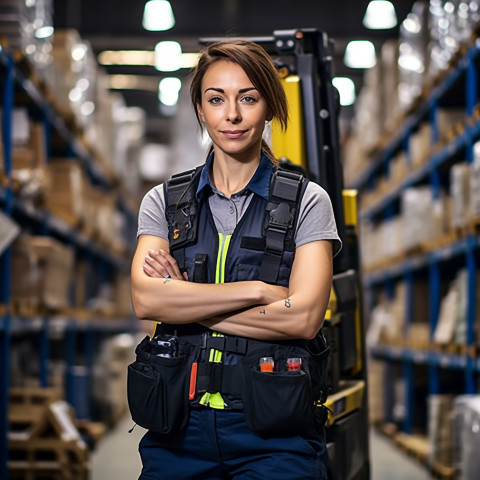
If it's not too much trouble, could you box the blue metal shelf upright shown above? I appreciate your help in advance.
[353,41,480,438]
[0,46,138,478]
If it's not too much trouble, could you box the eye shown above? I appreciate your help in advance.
[207,96,223,105]
[241,96,257,104]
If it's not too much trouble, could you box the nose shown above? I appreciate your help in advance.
[226,101,241,123]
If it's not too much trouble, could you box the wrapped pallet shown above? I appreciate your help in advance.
[10,235,74,311]
[428,395,455,468]
[469,141,480,220]
[453,395,480,480]
[450,162,470,230]
[45,159,87,226]
[0,0,53,81]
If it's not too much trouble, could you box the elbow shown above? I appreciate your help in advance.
[296,310,324,340]
[131,290,153,320]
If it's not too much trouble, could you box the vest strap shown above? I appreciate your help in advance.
[165,166,203,252]
[196,363,243,397]
[258,168,305,284]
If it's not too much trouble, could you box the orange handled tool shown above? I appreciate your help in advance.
[189,362,198,400]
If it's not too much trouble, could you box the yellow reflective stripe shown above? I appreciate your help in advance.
[215,233,232,284]
[219,235,231,283]
[200,332,225,409]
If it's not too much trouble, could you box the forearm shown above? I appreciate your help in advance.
[200,293,326,341]
[200,241,333,341]
[132,275,265,324]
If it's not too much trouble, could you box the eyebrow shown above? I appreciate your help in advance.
[204,87,258,94]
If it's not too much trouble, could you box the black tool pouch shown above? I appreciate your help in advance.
[127,335,191,435]
[241,345,316,437]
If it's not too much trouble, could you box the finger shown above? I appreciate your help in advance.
[148,249,180,279]
[145,254,167,276]
[182,271,189,281]
[143,262,162,278]
[158,249,184,279]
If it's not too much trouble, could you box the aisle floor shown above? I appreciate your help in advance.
[91,414,430,480]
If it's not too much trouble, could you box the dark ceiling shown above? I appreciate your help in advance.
[53,0,418,143]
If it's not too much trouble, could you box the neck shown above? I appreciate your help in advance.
[210,147,262,198]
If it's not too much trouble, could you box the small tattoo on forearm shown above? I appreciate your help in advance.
[260,309,266,315]
[285,298,291,308]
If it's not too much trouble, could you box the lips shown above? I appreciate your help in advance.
[221,130,247,139]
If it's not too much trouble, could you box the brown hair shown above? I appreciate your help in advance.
[189,40,288,162]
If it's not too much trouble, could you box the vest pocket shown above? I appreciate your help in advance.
[235,263,260,281]
[127,337,189,435]
[241,349,314,436]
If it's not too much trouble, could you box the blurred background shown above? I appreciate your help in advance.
[3,1,480,479]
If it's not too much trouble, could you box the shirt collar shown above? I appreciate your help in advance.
[196,150,273,201]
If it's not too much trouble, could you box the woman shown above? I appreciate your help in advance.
[131,39,341,480]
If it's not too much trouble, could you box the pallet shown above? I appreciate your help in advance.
[420,229,462,254]
[10,299,40,317]
[431,342,467,356]
[9,388,61,441]
[9,438,89,480]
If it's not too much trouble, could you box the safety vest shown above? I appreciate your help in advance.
[164,161,304,287]
[129,156,330,437]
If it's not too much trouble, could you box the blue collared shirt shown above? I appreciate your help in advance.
[196,151,273,202]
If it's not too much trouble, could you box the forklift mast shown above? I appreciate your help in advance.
[201,29,370,480]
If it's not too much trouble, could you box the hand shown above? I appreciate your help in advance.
[260,283,289,305]
[143,249,188,281]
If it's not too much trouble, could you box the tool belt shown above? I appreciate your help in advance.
[127,330,330,437]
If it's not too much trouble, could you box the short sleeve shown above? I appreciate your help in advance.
[295,182,342,257]
[136,184,169,240]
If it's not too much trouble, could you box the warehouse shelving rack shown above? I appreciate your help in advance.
[0,46,138,478]
[349,37,480,464]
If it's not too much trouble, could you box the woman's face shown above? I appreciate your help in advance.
[197,60,269,159]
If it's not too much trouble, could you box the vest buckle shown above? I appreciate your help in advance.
[268,202,294,231]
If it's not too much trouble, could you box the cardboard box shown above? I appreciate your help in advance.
[10,235,74,311]
[10,237,40,308]
[31,236,74,311]
[45,160,86,224]
[29,122,47,167]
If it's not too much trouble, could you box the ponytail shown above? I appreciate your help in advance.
[261,140,279,166]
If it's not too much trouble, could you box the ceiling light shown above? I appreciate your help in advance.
[344,40,376,69]
[180,52,200,69]
[35,26,54,39]
[363,1,397,29]
[98,50,155,66]
[332,77,356,106]
[402,15,421,34]
[143,0,175,31]
[98,50,198,69]
[109,75,159,91]
[159,77,182,106]
[155,41,182,72]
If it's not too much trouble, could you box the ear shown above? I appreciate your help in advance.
[196,103,206,123]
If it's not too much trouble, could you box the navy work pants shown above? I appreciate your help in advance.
[139,408,328,480]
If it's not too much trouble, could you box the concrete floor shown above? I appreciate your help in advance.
[91,414,430,480]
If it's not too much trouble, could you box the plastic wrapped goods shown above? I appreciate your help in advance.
[428,395,455,467]
[453,395,480,480]
[470,141,480,220]
[0,0,53,79]
[428,0,480,80]
[450,162,470,229]
[433,269,467,344]
[397,1,429,111]
[401,186,435,251]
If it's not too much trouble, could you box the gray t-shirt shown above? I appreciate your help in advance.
[137,181,342,257]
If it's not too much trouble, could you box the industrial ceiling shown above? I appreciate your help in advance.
[52,0,418,144]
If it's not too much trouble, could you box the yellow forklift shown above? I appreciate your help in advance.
[202,28,370,480]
